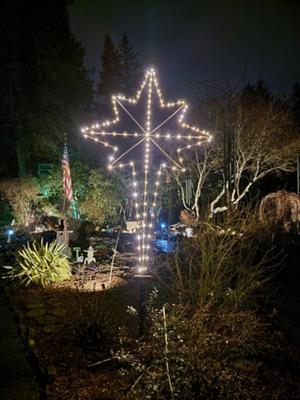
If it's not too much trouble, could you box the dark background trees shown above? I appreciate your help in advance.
[0,0,93,177]
[0,1,141,178]
[97,33,140,108]
[0,0,142,226]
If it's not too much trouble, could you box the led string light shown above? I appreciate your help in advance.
[108,137,145,168]
[81,68,211,170]
[176,137,212,162]
[138,73,154,269]
[82,67,212,273]
[91,131,143,137]
[130,162,144,265]
[148,162,167,225]
[108,160,145,266]
[83,133,118,152]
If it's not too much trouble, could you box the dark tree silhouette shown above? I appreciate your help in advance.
[241,79,272,105]
[97,34,141,106]
[0,0,93,177]
[97,35,121,106]
[118,33,141,95]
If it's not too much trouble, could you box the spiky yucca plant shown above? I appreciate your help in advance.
[10,240,71,287]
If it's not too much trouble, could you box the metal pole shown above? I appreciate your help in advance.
[135,273,152,337]
[138,277,146,337]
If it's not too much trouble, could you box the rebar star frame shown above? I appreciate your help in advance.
[82,68,212,273]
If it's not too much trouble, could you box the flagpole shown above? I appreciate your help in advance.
[63,133,68,245]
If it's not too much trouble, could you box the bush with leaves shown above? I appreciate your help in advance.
[116,301,299,400]
[37,163,125,225]
[73,294,115,357]
[0,178,39,226]
[37,160,90,207]
[4,240,71,287]
[79,169,124,226]
[162,212,277,309]
[114,212,299,399]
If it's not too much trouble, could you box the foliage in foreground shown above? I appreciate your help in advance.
[79,169,124,226]
[115,214,299,399]
[5,240,70,287]
[117,302,299,400]
[73,294,115,356]
[166,212,277,309]
[0,178,38,226]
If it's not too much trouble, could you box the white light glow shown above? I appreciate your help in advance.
[82,67,212,272]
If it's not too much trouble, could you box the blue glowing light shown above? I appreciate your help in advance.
[7,229,14,236]
[160,223,166,229]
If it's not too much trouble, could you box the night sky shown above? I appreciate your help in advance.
[69,0,300,98]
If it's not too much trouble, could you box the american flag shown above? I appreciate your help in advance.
[62,144,73,202]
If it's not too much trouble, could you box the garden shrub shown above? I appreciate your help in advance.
[158,211,279,309]
[0,178,38,226]
[73,294,116,357]
[5,240,71,287]
[114,213,299,399]
[116,302,299,400]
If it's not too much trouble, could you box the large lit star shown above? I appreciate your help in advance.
[82,67,212,273]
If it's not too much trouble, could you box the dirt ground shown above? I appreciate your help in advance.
[0,287,39,400]
[10,270,149,400]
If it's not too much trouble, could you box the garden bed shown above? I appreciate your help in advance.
[9,269,141,399]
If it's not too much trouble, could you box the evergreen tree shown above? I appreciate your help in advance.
[118,33,141,95]
[97,34,140,105]
[0,1,22,176]
[0,0,94,177]
[241,79,272,105]
[97,35,121,105]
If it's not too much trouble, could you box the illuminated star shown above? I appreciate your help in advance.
[82,67,212,272]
